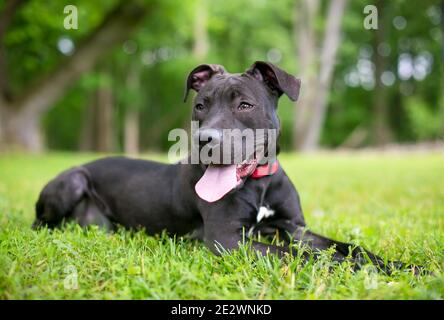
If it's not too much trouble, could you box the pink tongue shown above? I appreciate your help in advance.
[195,165,237,202]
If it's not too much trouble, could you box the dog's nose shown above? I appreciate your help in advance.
[198,128,222,147]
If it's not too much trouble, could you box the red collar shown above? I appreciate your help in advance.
[251,161,279,179]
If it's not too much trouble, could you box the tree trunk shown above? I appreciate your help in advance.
[0,0,27,38]
[0,1,150,152]
[96,74,114,152]
[0,104,44,152]
[123,64,140,155]
[371,0,392,145]
[78,94,97,151]
[293,0,347,151]
[293,0,320,150]
[124,108,139,155]
[192,0,209,59]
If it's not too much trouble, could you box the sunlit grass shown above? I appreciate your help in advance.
[0,152,443,299]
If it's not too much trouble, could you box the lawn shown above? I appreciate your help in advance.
[0,152,443,299]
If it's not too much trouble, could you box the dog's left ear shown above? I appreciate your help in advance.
[184,64,226,102]
[70,170,89,199]
[246,61,301,101]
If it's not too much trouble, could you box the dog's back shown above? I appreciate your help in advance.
[34,157,202,235]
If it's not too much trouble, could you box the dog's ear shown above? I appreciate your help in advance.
[70,170,88,199]
[246,61,301,101]
[184,64,226,102]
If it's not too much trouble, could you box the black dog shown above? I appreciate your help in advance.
[34,61,404,272]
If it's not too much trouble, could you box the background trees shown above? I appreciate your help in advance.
[0,0,442,153]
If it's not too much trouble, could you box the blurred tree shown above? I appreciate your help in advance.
[371,0,393,145]
[293,0,348,151]
[123,61,141,155]
[0,0,151,151]
[323,0,443,147]
[1,0,443,153]
[0,0,26,102]
[192,0,209,60]
[95,67,115,152]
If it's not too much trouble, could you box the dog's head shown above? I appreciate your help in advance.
[184,61,300,164]
[184,61,301,202]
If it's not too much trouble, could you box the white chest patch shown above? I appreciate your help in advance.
[256,206,275,223]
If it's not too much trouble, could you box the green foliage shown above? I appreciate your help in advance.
[325,0,443,146]
[405,96,444,140]
[3,0,118,93]
[0,153,443,299]
[43,83,88,150]
[2,0,444,150]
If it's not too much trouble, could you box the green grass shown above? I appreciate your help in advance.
[0,152,443,299]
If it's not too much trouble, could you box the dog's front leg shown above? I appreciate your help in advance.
[203,222,287,257]
[199,203,307,259]
[264,171,410,272]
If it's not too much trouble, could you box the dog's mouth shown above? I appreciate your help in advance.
[195,158,258,203]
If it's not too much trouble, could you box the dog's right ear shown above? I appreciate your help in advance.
[183,64,226,102]
[70,170,89,199]
[246,61,301,101]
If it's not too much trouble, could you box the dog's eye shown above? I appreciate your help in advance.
[238,102,254,111]
[195,104,205,111]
